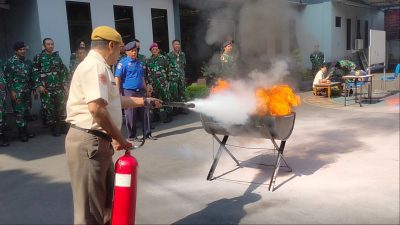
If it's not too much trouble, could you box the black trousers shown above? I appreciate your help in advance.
[123,89,150,138]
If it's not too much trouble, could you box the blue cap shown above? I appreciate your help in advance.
[124,41,137,51]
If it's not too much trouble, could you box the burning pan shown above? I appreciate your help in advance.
[200,112,296,141]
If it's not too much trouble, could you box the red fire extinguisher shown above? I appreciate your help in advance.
[111,150,138,225]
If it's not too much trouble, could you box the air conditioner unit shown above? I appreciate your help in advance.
[355,39,364,50]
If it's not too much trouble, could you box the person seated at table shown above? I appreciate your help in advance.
[313,64,330,95]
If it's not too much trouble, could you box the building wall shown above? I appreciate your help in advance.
[297,1,333,69]
[330,1,384,62]
[36,0,71,65]
[0,0,41,61]
[35,0,176,65]
[132,0,176,57]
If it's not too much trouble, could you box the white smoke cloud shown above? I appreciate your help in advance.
[191,79,256,125]
[191,60,291,125]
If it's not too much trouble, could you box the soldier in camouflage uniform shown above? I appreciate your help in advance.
[310,45,325,76]
[145,43,172,123]
[69,47,87,77]
[329,59,357,82]
[220,40,237,79]
[167,40,187,104]
[0,59,10,146]
[33,38,69,136]
[3,41,36,142]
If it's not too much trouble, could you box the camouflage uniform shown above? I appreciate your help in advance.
[145,54,172,116]
[220,52,237,79]
[167,51,186,102]
[0,60,9,146]
[3,55,34,131]
[138,54,146,65]
[310,51,325,75]
[69,53,83,77]
[33,50,68,134]
[338,60,356,74]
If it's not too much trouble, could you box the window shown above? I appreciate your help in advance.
[335,16,341,28]
[346,18,351,50]
[151,8,169,53]
[364,20,369,48]
[66,1,92,53]
[114,5,135,44]
[356,19,361,39]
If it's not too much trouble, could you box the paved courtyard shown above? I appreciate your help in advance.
[0,90,399,224]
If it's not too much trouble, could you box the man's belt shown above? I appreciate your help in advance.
[70,124,112,142]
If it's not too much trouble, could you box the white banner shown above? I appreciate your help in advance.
[369,29,386,65]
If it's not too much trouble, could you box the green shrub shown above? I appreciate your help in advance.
[185,83,209,100]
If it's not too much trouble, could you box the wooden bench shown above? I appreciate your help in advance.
[313,82,342,98]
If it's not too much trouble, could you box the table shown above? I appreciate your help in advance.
[313,82,342,98]
[342,74,373,107]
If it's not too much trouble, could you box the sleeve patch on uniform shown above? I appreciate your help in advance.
[117,63,122,70]
[99,74,107,85]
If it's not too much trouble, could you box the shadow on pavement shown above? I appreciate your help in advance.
[199,110,392,192]
[172,192,261,225]
[0,169,72,224]
[155,126,203,138]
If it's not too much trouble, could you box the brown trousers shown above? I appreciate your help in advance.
[65,127,114,225]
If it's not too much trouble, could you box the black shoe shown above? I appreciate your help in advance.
[128,137,142,142]
[145,134,157,140]
[0,134,10,147]
[27,131,35,138]
[50,125,60,137]
[18,128,29,142]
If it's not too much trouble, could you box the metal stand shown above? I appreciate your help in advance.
[206,134,292,192]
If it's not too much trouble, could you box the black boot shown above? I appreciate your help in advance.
[18,128,29,142]
[50,124,60,137]
[0,133,10,147]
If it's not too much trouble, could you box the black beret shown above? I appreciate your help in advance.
[13,41,26,51]
[124,41,137,51]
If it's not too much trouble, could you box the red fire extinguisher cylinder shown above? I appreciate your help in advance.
[111,150,138,225]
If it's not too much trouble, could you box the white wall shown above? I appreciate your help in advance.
[1,0,41,61]
[133,0,176,57]
[297,1,332,69]
[35,0,176,65]
[36,0,71,66]
[331,2,384,62]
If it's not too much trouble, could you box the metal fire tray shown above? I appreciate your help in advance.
[200,112,296,191]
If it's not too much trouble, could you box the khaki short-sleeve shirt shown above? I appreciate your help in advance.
[66,50,122,131]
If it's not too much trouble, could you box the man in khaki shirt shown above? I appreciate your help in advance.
[65,26,160,225]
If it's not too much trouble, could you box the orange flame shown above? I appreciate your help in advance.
[210,79,230,94]
[255,84,301,116]
[210,80,301,116]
